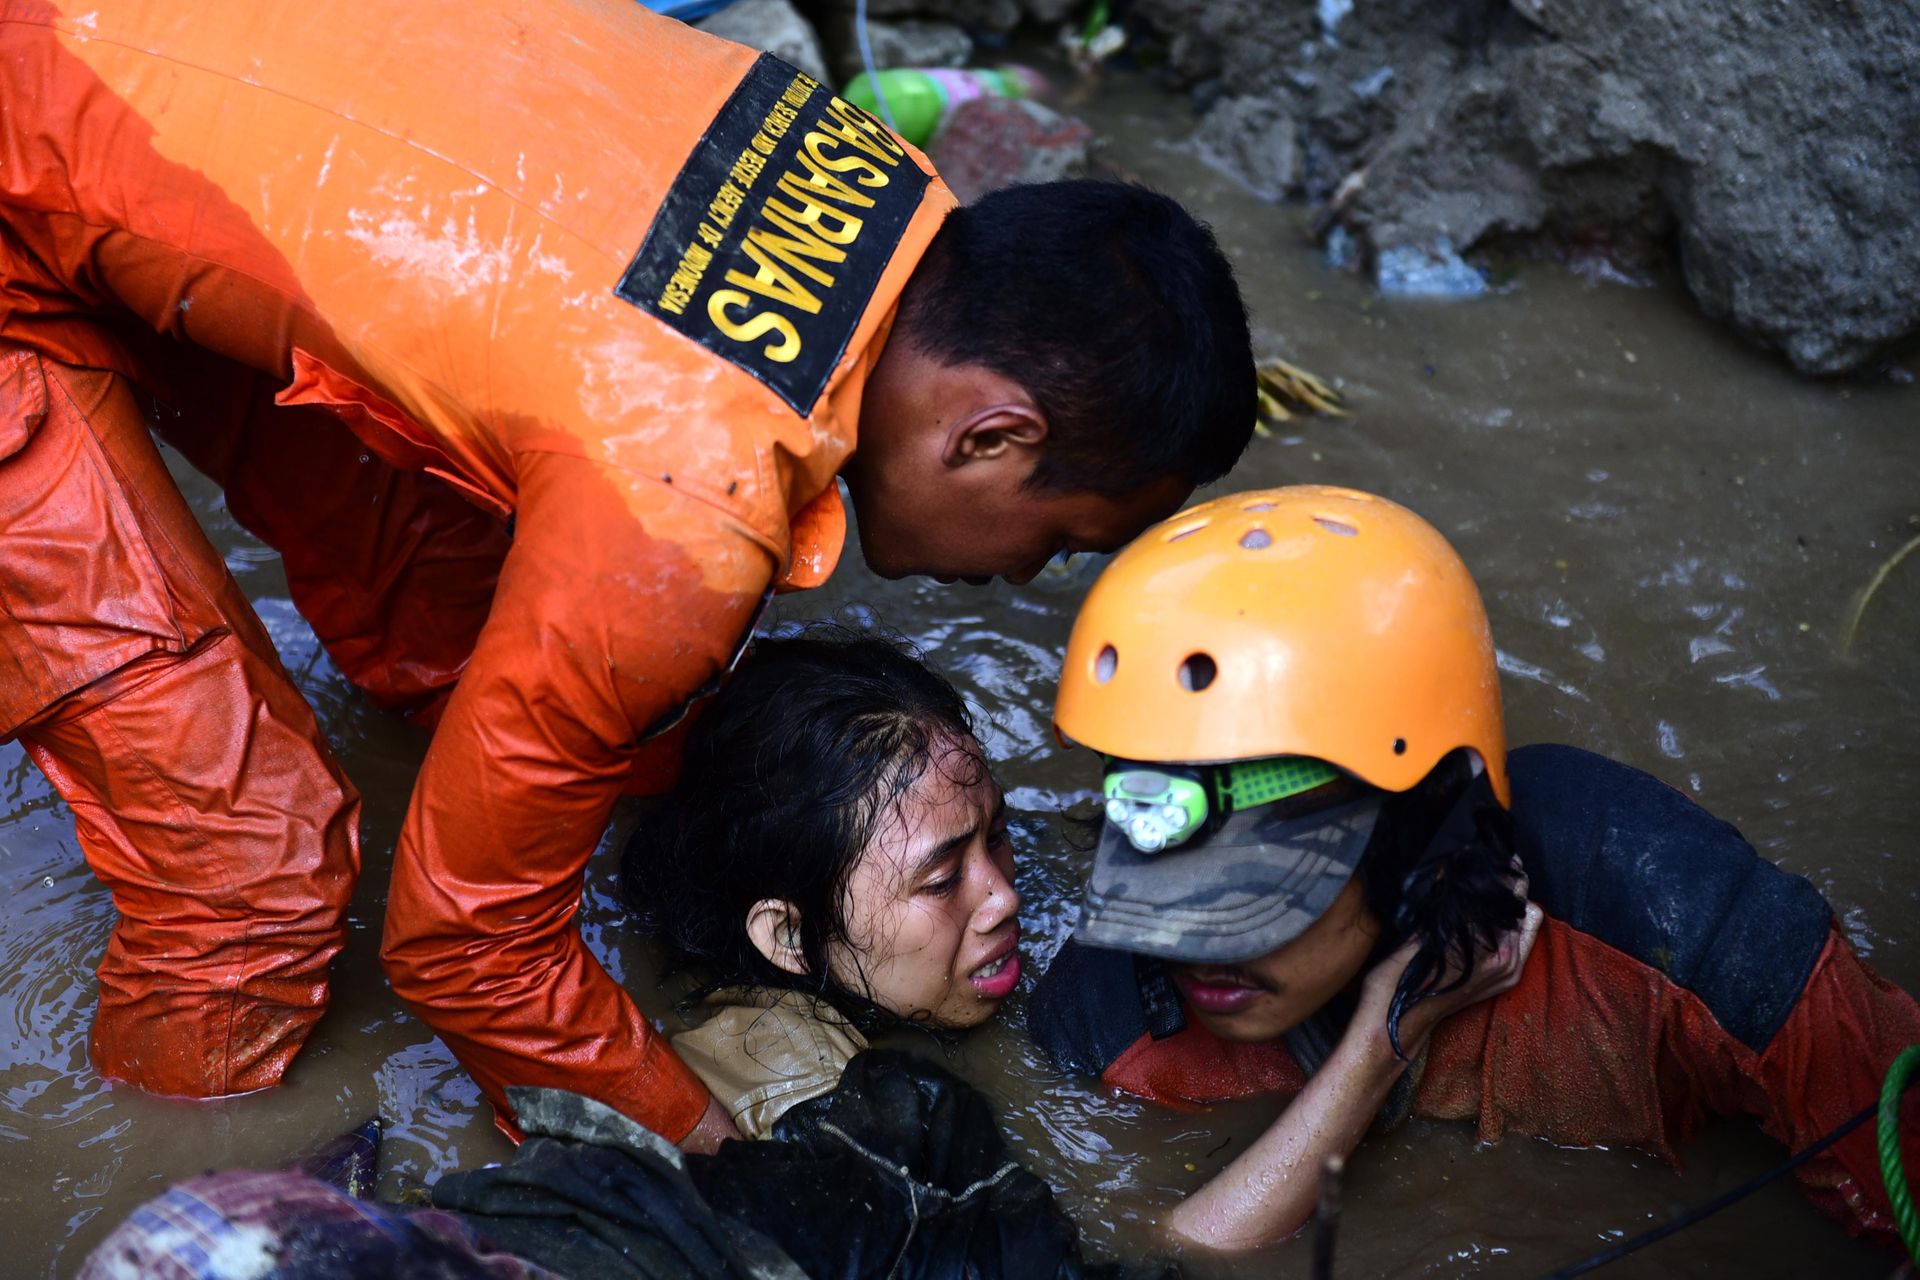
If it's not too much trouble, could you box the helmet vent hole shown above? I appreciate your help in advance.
[1094,645,1119,684]
[1244,500,1276,512]
[1178,653,1217,692]
[1315,516,1358,537]
[1239,528,1272,550]
[1393,738,1408,755]
[1166,520,1209,542]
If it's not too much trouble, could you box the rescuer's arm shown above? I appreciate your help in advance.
[381,453,770,1144]
[1167,903,1544,1251]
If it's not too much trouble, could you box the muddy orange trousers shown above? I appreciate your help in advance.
[0,342,508,1096]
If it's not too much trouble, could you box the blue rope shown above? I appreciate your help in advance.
[852,0,898,130]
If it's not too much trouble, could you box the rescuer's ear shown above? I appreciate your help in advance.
[746,899,809,976]
[940,400,1049,469]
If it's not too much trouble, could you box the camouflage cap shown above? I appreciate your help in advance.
[1075,795,1381,964]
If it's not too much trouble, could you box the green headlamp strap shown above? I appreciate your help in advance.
[1102,755,1342,854]
[1216,756,1342,810]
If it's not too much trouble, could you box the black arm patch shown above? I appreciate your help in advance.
[616,53,930,416]
[1508,744,1833,1053]
[1027,939,1185,1077]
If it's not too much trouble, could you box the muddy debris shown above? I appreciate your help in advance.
[696,0,831,80]
[1133,0,1920,376]
[724,0,1920,373]
[929,96,1097,201]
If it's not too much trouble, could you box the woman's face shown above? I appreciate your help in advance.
[830,738,1022,1028]
[1168,877,1381,1042]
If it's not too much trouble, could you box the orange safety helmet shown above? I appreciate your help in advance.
[1055,485,1511,804]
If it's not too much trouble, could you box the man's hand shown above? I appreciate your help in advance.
[678,1094,743,1154]
[1358,899,1546,1061]
[1167,898,1544,1252]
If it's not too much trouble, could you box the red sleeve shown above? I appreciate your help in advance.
[381,453,770,1141]
[1418,916,1920,1242]
[1104,1025,1307,1110]
[1415,918,1695,1156]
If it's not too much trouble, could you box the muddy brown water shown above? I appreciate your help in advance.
[4,72,1917,1279]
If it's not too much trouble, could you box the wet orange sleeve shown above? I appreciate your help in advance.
[380,451,771,1142]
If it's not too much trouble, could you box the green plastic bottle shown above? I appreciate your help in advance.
[841,67,1046,147]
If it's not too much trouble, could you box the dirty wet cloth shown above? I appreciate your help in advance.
[75,1168,556,1280]
[430,1087,806,1279]
[78,1057,1131,1280]
[448,1058,1145,1279]
[672,988,869,1138]
[77,1087,800,1280]
[0,344,362,1100]
[691,1049,1154,1280]
[437,1057,1143,1280]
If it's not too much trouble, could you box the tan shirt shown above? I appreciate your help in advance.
[672,989,868,1139]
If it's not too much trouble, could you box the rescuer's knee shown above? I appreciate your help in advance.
[21,626,361,1097]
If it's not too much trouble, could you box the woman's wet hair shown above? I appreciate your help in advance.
[1355,750,1527,1058]
[622,625,983,1027]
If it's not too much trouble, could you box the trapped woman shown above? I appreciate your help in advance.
[616,630,1157,1279]
[623,629,1023,1138]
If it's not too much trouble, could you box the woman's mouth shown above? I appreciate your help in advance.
[1171,965,1266,1016]
[968,936,1023,999]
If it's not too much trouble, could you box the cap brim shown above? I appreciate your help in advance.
[1076,796,1381,964]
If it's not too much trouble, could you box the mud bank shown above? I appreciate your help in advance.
[1134,0,1920,376]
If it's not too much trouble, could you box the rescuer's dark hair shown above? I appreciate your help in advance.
[622,626,986,1030]
[1354,751,1527,1059]
[894,180,1256,494]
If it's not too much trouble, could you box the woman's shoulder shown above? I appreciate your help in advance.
[672,989,869,1139]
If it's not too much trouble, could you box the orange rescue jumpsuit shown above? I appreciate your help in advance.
[0,0,954,1137]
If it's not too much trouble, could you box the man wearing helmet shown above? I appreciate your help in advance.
[1030,486,1920,1251]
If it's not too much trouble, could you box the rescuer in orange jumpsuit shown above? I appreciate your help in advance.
[0,0,1254,1145]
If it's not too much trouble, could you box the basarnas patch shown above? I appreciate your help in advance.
[616,54,930,416]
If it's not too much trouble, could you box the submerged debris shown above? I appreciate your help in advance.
[1838,530,1920,659]
[291,1117,384,1200]
[1255,357,1347,436]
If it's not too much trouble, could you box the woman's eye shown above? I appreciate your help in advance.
[921,868,962,897]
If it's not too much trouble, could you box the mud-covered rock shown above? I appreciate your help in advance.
[697,0,829,82]
[1194,95,1300,202]
[1138,0,1920,375]
[928,96,1095,202]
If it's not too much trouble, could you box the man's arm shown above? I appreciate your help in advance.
[1169,903,1544,1251]
[381,454,770,1143]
